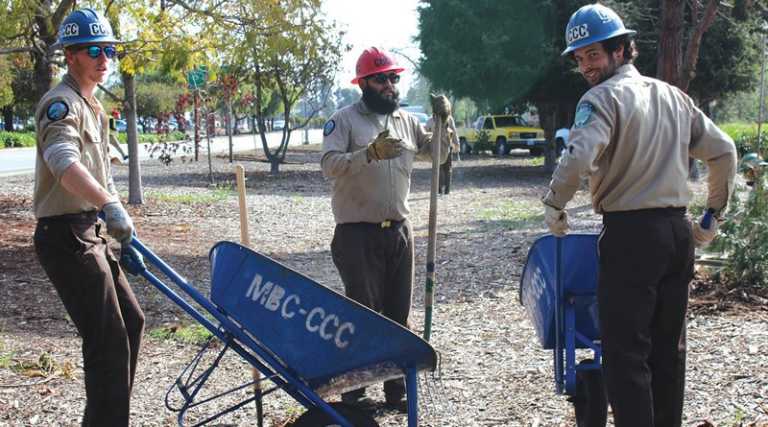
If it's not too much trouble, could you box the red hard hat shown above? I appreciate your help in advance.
[351,47,405,84]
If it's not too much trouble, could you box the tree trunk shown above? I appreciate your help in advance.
[269,158,281,174]
[32,53,54,104]
[536,102,557,173]
[123,73,144,205]
[2,106,12,131]
[657,0,685,85]
[680,0,720,92]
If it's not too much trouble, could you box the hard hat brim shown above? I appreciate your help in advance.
[561,28,636,56]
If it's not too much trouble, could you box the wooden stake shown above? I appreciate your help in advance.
[235,165,263,426]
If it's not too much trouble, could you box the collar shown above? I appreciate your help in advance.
[612,64,640,80]
[63,73,103,113]
[62,73,83,97]
[354,100,404,120]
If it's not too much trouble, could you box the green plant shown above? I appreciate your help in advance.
[719,122,766,156]
[145,186,232,204]
[711,175,768,288]
[0,131,36,148]
[148,323,212,345]
[473,129,493,154]
[0,350,13,369]
[480,199,543,229]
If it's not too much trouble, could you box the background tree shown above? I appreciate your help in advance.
[333,87,360,111]
[418,0,764,170]
[0,57,14,111]
[0,0,74,118]
[176,0,346,174]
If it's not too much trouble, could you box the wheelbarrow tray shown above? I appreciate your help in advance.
[129,238,437,427]
[519,233,603,398]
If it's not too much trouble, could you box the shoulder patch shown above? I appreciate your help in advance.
[574,102,594,128]
[46,101,69,122]
[323,119,336,137]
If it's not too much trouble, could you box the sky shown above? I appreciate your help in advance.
[321,0,423,92]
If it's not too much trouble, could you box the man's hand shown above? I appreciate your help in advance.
[102,201,135,243]
[692,216,718,248]
[544,204,569,237]
[430,94,452,121]
[120,244,146,275]
[367,129,404,161]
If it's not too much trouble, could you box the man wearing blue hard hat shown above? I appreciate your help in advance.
[33,8,144,426]
[542,3,736,425]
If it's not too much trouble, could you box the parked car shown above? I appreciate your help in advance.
[457,115,547,156]
[273,119,286,131]
[115,119,128,133]
[411,112,429,125]
[555,128,569,157]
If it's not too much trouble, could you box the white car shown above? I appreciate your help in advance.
[555,128,569,157]
[273,119,286,130]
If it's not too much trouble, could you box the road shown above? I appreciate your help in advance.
[0,128,323,177]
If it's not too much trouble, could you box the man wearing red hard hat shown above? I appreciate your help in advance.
[321,47,452,412]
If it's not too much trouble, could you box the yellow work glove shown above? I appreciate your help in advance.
[366,129,404,161]
[692,215,718,248]
[544,204,569,237]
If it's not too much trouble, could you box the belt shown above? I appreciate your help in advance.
[340,219,405,229]
[603,207,686,219]
[38,210,99,223]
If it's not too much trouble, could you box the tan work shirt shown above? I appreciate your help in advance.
[321,101,450,224]
[33,74,116,218]
[544,64,736,215]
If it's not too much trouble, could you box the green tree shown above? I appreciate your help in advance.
[0,57,13,109]
[176,0,346,174]
[334,87,360,111]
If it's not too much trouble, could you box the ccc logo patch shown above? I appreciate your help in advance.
[62,23,79,37]
[566,24,589,45]
[89,23,109,36]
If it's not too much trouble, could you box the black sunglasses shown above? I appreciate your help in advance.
[366,73,400,84]
[81,45,117,59]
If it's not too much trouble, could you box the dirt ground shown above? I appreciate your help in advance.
[0,146,766,426]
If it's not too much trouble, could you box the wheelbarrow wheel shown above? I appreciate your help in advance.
[573,360,607,427]
[290,402,379,427]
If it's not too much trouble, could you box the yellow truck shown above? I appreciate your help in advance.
[457,115,547,156]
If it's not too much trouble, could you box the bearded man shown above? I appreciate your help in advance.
[320,47,452,412]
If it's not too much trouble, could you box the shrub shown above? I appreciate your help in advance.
[0,131,36,148]
[719,122,766,156]
[710,175,768,288]
[473,129,493,154]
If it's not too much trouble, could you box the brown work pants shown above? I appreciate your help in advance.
[34,212,144,427]
[439,153,453,195]
[598,208,693,427]
[331,219,414,402]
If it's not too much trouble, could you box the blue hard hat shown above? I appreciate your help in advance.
[54,8,119,49]
[562,3,636,56]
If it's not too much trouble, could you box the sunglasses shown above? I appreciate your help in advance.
[80,45,117,59]
[366,73,400,84]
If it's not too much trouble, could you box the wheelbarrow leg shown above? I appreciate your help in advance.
[405,368,419,427]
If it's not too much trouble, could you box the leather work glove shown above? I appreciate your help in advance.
[544,204,569,237]
[692,215,718,248]
[367,129,405,161]
[120,244,146,276]
[102,201,135,244]
[430,94,452,121]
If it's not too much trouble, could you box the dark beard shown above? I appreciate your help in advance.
[362,85,399,114]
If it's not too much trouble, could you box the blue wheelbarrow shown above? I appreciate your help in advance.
[519,233,608,426]
[123,237,437,427]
